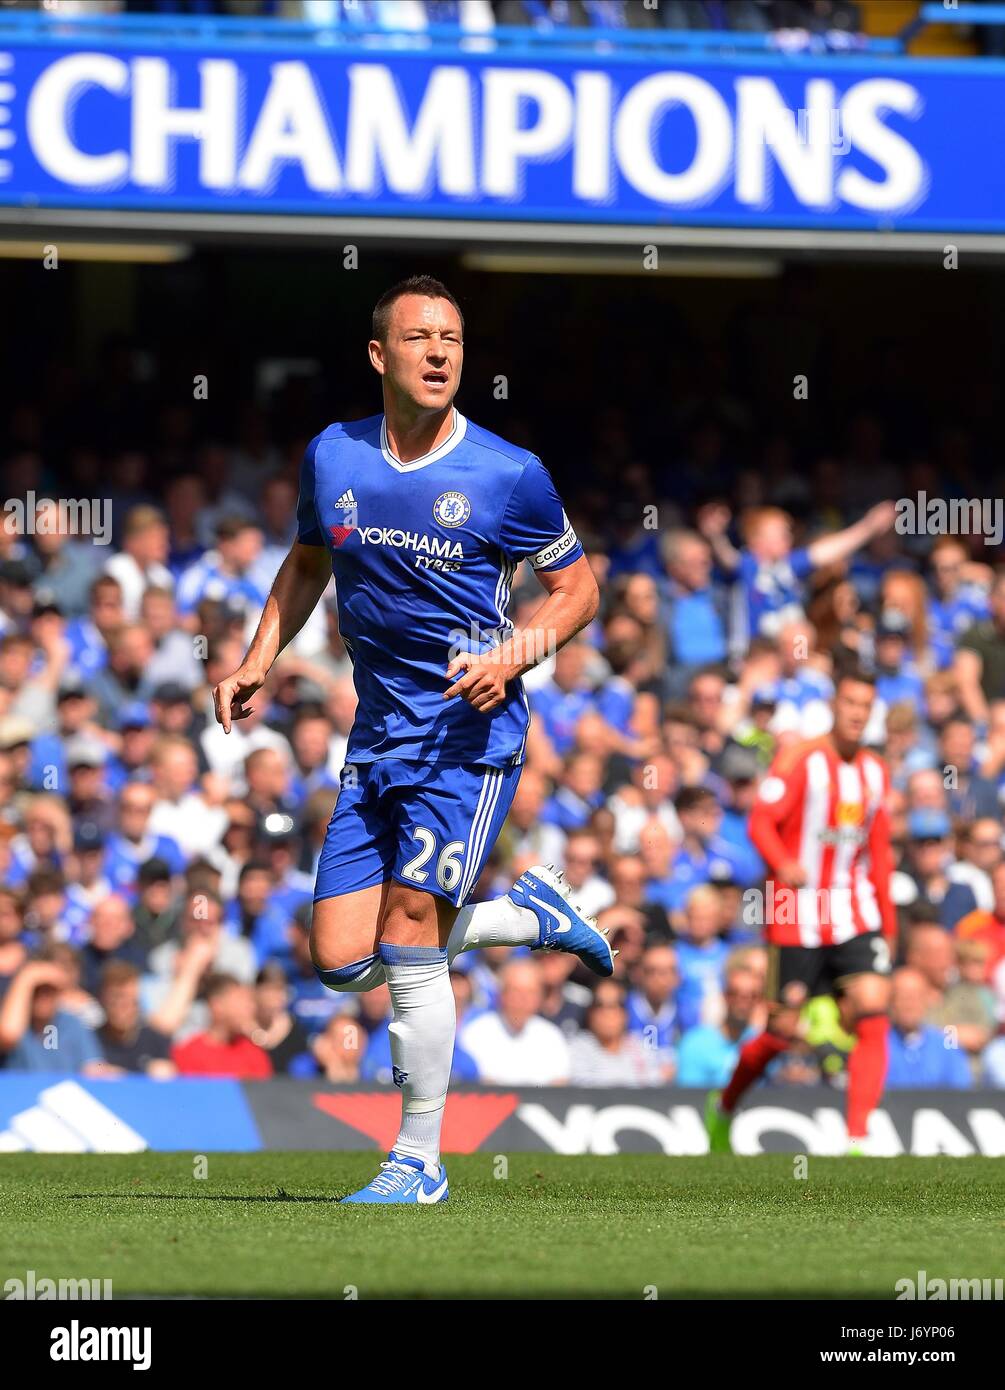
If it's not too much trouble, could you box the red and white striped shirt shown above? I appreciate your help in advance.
[749,738,896,948]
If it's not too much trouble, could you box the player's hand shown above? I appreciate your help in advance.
[213,664,267,734]
[443,650,518,713]
[777,859,808,888]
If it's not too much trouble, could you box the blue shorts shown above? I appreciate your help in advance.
[314,759,521,908]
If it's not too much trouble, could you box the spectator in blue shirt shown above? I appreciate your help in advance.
[625,944,679,1052]
[530,639,597,756]
[27,674,98,793]
[225,861,294,970]
[715,743,765,876]
[901,809,978,931]
[105,781,186,900]
[927,537,990,670]
[764,619,834,739]
[0,953,103,1073]
[886,968,973,1089]
[660,529,728,699]
[674,885,732,1032]
[659,785,759,915]
[285,908,346,1038]
[64,574,125,683]
[938,717,1000,822]
[698,499,896,656]
[873,612,926,710]
[261,824,315,921]
[677,959,762,1088]
[541,751,605,833]
[606,499,663,581]
[104,706,156,796]
[175,515,269,621]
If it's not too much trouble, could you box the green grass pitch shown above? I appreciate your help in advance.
[1,1154,1002,1299]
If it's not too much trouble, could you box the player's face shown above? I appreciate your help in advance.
[832,678,875,748]
[370,294,463,412]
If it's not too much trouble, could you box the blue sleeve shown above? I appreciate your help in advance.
[791,546,814,579]
[297,435,324,546]
[499,456,583,572]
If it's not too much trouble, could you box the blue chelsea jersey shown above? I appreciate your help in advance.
[297,410,583,768]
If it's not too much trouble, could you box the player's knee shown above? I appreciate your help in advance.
[846,973,892,1020]
[310,923,385,992]
[312,949,385,993]
[380,891,439,945]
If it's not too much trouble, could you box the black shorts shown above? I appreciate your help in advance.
[766,931,892,1009]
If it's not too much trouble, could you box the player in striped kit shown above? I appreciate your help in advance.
[706,669,896,1154]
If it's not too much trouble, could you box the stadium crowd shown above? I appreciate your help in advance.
[1,325,1004,1094]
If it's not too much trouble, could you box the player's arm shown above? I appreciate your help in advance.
[213,540,331,733]
[748,753,810,888]
[805,501,895,569]
[868,773,897,942]
[444,455,598,713]
[444,554,598,713]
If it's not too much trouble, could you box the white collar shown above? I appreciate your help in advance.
[380,410,467,473]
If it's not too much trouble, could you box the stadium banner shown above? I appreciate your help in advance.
[2,1076,1004,1154]
[1,40,1004,230]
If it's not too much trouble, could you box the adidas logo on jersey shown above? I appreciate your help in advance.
[330,489,358,548]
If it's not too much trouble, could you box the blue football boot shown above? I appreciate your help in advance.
[341,1152,449,1205]
[509,863,616,977]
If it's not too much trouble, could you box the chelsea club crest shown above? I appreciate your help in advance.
[433,491,471,527]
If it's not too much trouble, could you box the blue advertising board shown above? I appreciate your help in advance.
[0,35,1003,230]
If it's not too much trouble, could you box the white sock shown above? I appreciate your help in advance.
[446,896,539,961]
[379,943,455,1174]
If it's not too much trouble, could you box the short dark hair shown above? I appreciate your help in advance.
[675,786,716,815]
[239,860,272,884]
[834,663,876,691]
[101,960,141,990]
[371,275,464,342]
[137,856,171,886]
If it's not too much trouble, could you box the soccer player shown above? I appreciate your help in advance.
[213,275,612,1204]
[705,669,896,1154]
